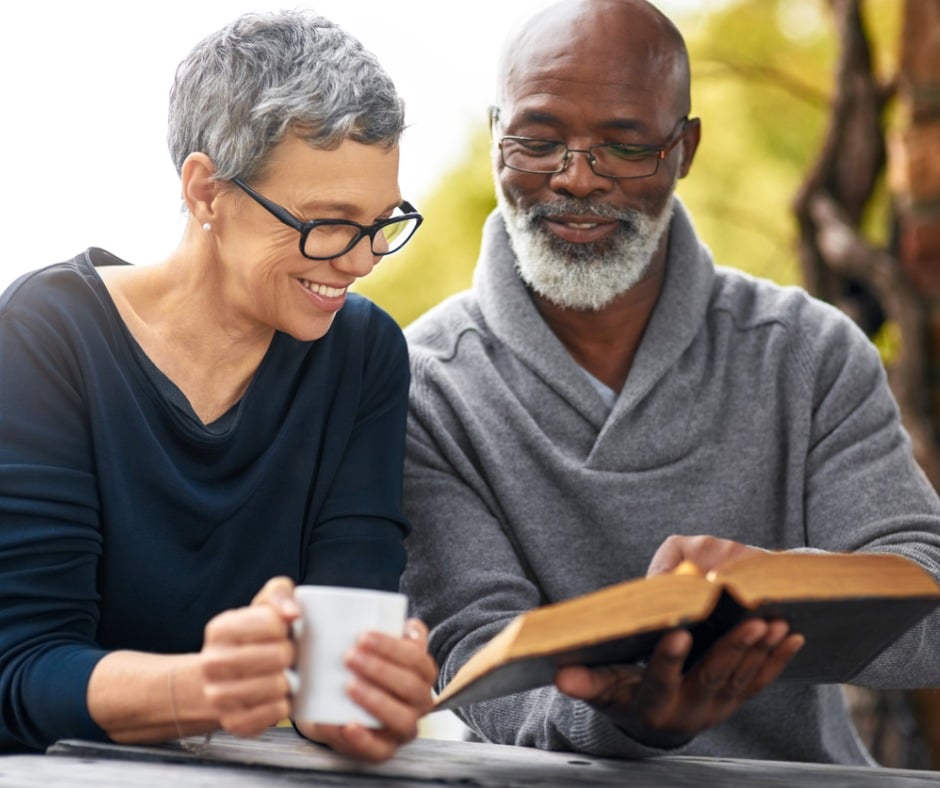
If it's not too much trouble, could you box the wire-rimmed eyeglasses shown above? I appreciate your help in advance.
[498,117,691,180]
[231,177,423,261]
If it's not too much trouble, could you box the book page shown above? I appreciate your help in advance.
[714,552,940,609]
[505,572,721,659]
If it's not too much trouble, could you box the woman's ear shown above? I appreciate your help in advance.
[180,152,221,225]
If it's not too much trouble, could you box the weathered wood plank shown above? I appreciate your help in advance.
[20,727,940,788]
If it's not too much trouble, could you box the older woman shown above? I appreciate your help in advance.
[0,10,434,761]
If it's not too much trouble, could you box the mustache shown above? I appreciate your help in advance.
[525,199,640,223]
[523,200,642,243]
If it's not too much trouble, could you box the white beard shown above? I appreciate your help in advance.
[497,188,675,312]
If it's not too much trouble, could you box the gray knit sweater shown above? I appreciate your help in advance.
[401,204,940,764]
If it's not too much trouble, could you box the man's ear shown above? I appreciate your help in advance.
[180,152,221,225]
[488,105,501,137]
[678,117,701,179]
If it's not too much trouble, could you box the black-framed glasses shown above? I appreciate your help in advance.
[498,117,691,180]
[231,177,423,260]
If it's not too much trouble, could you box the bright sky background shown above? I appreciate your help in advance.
[1,0,717,289]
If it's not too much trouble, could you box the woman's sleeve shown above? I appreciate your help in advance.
[0,303,109,751]
[301,308,410,593]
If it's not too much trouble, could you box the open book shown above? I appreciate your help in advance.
[434,552,940,711]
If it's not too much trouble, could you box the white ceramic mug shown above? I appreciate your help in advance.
[290,585,408,727]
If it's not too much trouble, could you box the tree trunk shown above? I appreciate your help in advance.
[892,0,940,769]
[793,0,940,769]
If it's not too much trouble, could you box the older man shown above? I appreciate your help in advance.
[401,0,940,764]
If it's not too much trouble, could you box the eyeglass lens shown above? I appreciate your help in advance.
[500,140,665,178]
[303,213,420,259]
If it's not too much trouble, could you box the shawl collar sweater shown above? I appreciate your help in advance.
[402,204,940,764]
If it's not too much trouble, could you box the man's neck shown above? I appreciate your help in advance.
[532,250,668,392]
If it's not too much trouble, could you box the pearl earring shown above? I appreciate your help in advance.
[202,222,212,232]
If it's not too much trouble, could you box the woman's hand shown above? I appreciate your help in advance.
[200,576,300,738]
[296,618,438,762]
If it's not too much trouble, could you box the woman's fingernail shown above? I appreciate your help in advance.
[281,598,300,616]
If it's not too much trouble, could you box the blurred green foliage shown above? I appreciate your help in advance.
[354,0,901,329]
[354,130,496,327]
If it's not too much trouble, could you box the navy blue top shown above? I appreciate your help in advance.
[0,250,410,752]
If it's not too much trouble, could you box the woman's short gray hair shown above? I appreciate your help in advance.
[167,9,405,181]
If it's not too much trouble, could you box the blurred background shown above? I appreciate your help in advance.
[353,0,898,327]
[4,0,940,770]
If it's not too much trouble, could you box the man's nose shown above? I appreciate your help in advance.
[549,149,613,197]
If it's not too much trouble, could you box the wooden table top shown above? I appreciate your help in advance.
[0,727,939,787]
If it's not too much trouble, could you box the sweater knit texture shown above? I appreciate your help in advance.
[0,250,410,752]
[401,205,940,764]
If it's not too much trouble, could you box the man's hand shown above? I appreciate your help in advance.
[646,534,769,577]
[556,618,803,748]
[556,534,803,748]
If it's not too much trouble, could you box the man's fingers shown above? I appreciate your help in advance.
[647,536,769,577]
[646,538,688,576]
[743,631,805,697]
[687,619,768,698]
[556,663,646,708]
[677,619,802,710]
[557,619,803,750]
[626,630,691,726]
[718,620,790,695]
[555,665,602,699]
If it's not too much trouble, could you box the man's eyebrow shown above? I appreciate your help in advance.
[601,118,647,133]
[519,109,562,125]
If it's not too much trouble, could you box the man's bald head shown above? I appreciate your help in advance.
[496,0,691,120]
